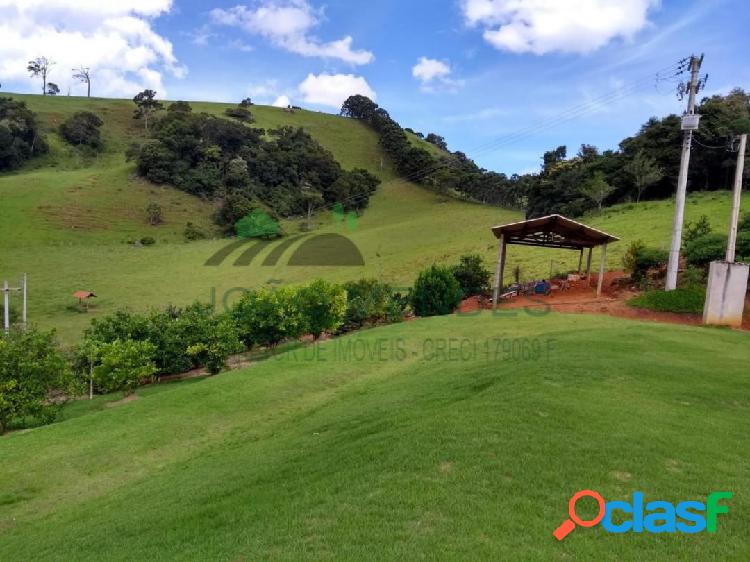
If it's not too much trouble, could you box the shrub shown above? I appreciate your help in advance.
[631,247,668,282]
[342,279,405,331]
[92,339,157,394]
[297,280,347,339]
[140,236,156,246]
[628,286,705,314]
[233,287,305,348]
[681,266,706,288]
[684,215,712,243]
[146,202,163,225]
[623,240,646,273]
[684,232,750,267]
[0,328,72,432]
[187,315,243,375]
[59,111,103,149]
[82,303,240,378]
[410,265,463,317]
[184,222,207,241]
[224,107,254,122]
[451,254,491,297]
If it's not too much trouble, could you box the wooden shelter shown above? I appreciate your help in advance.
[490,214,619,306]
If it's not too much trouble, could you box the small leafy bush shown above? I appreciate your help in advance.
[623,240,646,274]
[187,315,243,375]
[342,279,405,331]
[628,286,705,314]
[451,254,491,297]
[184,222,207,241]
[92,339,157,394]
[59,111,103,149]
[224,107,254,122]
[297,280,348,339]
[631,247,668,282]
[684,215,712,243]
[233,287,305,348]
[0,328,72,433]
[140,236,156,246]
[410,265,463,317]
[684,232,750,267]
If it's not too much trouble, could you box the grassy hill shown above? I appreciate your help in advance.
[1,313,748,560]
[1,94,746,342]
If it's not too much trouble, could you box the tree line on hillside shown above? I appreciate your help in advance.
[342,89,750,217]
[131,96,380,232]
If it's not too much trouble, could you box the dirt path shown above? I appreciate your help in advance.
[459,271,750,331]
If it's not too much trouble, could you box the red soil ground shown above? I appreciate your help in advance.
[459,271,750,331]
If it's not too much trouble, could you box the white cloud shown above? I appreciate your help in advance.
[210,1,374,65]
[0,0,183,97]
[413,57,451,83]
[297,73,375,108]
[460,0,659,55]
[272,95,291,107]
[411,57,465,93]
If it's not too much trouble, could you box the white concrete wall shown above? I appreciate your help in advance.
[703,261,749,328]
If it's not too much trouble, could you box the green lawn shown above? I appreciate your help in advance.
[0,313,747,561]
[1,94,746,343]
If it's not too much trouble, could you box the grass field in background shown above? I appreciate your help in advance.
[1,94,745,342]
[0,313,747,561]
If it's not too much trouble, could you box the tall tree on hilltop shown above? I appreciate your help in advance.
[72,67,91,97]
[27,57,54,96]
[133,89,163,131]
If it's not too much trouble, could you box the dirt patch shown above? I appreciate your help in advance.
[462,271,750,331]
[106,394,140,408]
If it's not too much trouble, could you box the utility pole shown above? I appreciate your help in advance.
[2,276,27,333]
[726,134,747,263]
[2,280,8,334]
[666,55,704,291]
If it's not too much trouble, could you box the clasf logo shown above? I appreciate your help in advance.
[554,490,732,540]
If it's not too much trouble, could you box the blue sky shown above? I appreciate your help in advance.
[1,0,748,173]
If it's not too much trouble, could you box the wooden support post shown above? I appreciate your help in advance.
[585,247,593,285]
[597,243,608,297]
[492,236,507,309]
[577,249,584,275]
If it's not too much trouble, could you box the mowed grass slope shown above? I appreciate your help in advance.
[0,313,748,561]
[1,94,745,342]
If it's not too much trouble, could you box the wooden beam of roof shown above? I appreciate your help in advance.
[491,214,619,249]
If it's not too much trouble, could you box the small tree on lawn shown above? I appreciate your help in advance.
[297,280,348,339]
[451,254,491,297]
[146,202,163,225]
[133,89,163,131]
[410,265,463,317]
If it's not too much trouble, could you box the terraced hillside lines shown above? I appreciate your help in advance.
[0,313,748,561]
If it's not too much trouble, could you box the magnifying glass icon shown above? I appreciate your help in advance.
[553,490,606,541]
